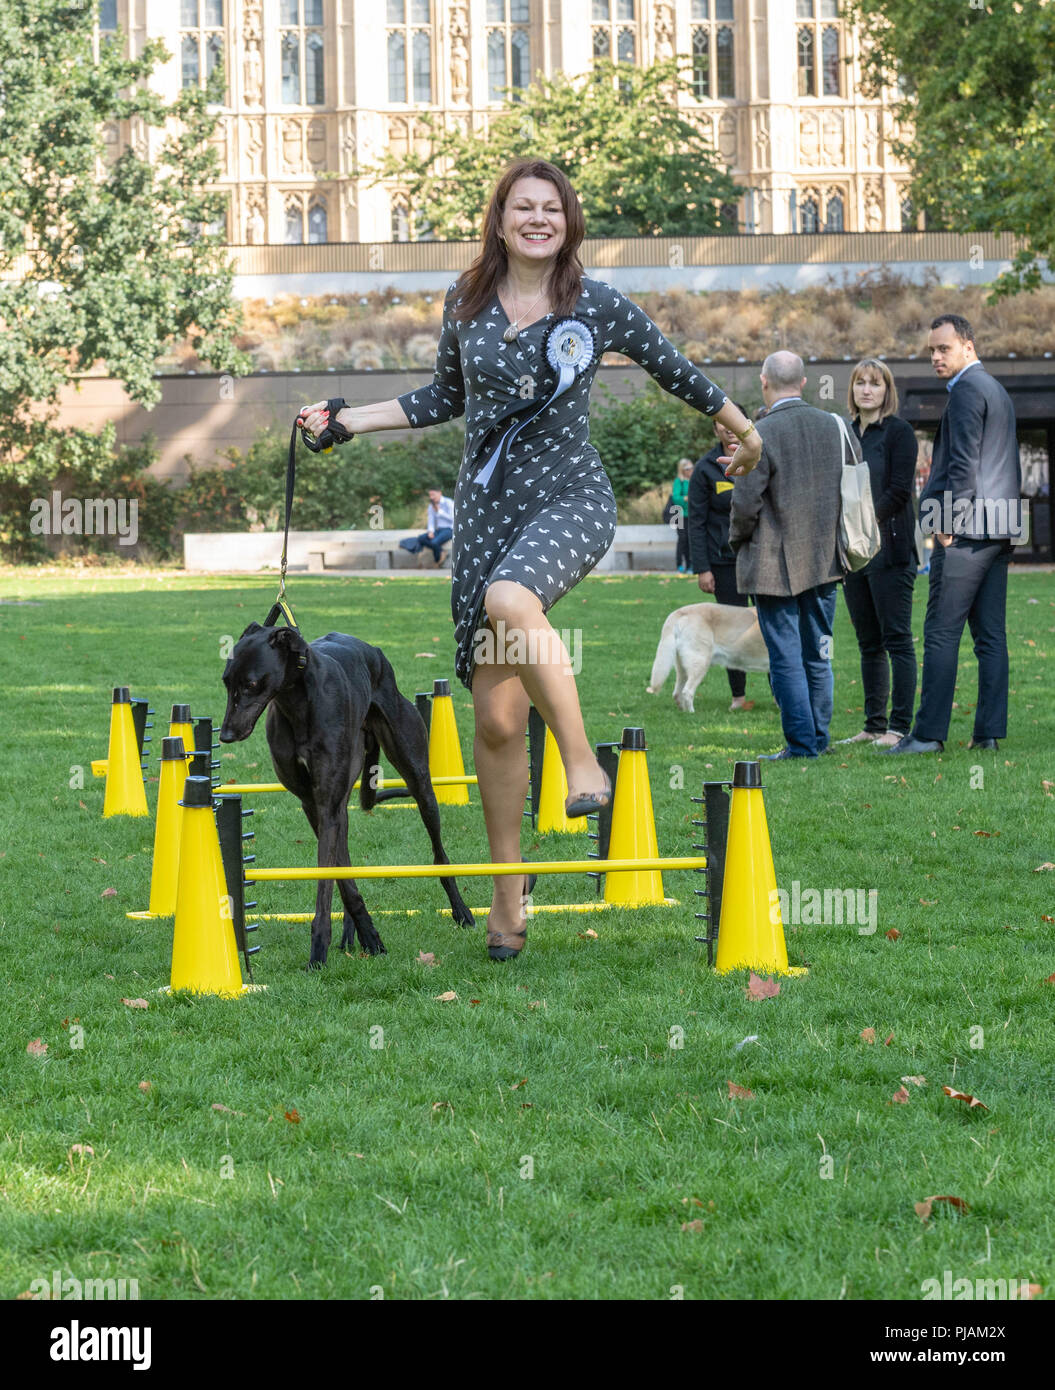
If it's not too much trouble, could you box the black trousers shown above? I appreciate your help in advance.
[712,560,749,699]
[841,562,917,735]
[913,537,1012,743]
[675,525,691,569]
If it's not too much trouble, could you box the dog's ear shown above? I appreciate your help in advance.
[267,626,309,660]
[238,621,264,641]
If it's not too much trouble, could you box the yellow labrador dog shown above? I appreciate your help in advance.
[646,603,770,714]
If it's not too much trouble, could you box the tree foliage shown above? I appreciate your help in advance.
[0,0,248,459]
[369,59,743,240]
[846,0,1055,298]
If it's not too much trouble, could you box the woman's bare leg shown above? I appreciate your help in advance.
[471,658,531,940]
[483,580,605,797]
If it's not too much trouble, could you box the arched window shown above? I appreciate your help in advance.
[800,195,820,234]
[691,27,710,100]
[899,194,915,231]
[593,28,611,61]
[412,30,432,103]
[281,0,324,105]
[307,199,327,244]
[825,192,844,232]
[487,2,530,102]
[181,34,199,88]
[593,0,638,85]
[797,28,814,97]
[388,33,406,102]
[284,198,304,244]
[821,26,840,96]
[716,26,734,98]
[391,197,411,242]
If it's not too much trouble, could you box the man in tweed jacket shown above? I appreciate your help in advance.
[730,351,850,758]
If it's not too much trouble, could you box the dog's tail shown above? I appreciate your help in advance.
[360,730,381,812]
[646,613,679,694]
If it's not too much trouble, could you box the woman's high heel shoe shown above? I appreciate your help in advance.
[564,769,612,820]
[487,865,536,961]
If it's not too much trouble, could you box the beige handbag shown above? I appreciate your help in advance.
[834,414,881,572]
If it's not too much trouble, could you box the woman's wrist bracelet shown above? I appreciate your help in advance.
[734,421,757,443]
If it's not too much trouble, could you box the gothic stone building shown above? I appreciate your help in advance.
[98,0,913,245]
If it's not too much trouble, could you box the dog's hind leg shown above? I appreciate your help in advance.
[368,697,474,929]
[678,644,713,714]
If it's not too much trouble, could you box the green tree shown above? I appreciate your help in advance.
[845,0,1055,298]
[369,59,743,239]
[0,0,248,465]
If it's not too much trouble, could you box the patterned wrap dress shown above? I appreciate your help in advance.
[397,275,727,689]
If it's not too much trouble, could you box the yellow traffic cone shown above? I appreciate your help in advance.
[146,737,190,917]
[715,762,793,975]
[168,776,249,998]
[537,726,587,835]
[428,679,469,805]
[102,686,149,818]
[169,704,195,765]
[604,728,664,906]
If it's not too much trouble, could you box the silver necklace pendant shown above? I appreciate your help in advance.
[503,323,519,343]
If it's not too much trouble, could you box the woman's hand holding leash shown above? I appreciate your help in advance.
[297,398,356,453]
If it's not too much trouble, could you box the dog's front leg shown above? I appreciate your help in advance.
[308,815,345,969]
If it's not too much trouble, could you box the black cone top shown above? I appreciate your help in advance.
[732,761,762,789]
[181,775,214,808]
[171,703,191,723]
[160,736,187,761]
[433,678,451,698]
[112,686,131,704]
[621,727,647,751]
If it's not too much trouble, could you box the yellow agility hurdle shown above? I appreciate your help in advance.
[247,857,706,882]
[219,773,479,795]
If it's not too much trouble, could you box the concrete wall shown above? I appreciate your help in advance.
[60,357,1054,483]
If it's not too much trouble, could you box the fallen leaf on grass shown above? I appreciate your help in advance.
[860,1027,876,1044]
[121,998,149,1010]
[745,972,780,1000]
[884,1032,895,1046]
[889,1086,911,1105]
[414,652,436,659]
[919,899,937,906]
[735,1034,759,1051]
[1012,1285,1044,1300]
[943,1086,989,1112]
[138,1081,152,1093]
[915,1194,970,1222]
[680,1219,705,1233]
[901,1075,927,1087]
[1045,975,1055,986]
[885,929,901,941]
[1033,863,1055,872]
[528,1000,546,1010]
[26,1038,48,1057]
[1043,916,1055,924]
[431,1101,452,1112]
[727,1081,755,1100]
[101,887,117,899]
[211,1103,246,1116]
[416,951,437,967]
[974,830,992,838]
[284,1108,301,1124]
[469,998,482,1006]
[510,1078,528,1091]
[68,1143,94,1159]
[434,990,458,1002]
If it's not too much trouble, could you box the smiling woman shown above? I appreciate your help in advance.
[296,156,760,962]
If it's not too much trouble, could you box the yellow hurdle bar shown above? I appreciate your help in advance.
[248,856,706,882]
[219,773,479,795]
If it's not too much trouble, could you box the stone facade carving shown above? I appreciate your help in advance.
[863,179,883,232]
[245,189,266,243]
[753,113,770,170]
[718,111,737,162]
[799,113,819,167]
[244,118,264,177]
[307,118,327,171]
[450,4,470,104]
[243,0,263,107]
[282,118,301,173]
[821,110,844,166]
[654,3,675,61]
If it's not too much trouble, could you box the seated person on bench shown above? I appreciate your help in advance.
[399,488,454,566]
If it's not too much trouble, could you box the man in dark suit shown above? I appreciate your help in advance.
[881,315,1021,755]
[730,352,849,759]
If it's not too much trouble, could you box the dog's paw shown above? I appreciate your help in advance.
[455,906,475,929]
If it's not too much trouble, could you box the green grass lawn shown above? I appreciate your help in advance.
[1,566,1052,1301]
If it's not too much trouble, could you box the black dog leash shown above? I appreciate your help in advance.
[263,399,356,638]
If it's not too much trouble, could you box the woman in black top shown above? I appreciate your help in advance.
[840,359,920,746]
[687,405,755,711]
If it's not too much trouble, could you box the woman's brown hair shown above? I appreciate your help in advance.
[847,358,899,422]
[455,159,586,322]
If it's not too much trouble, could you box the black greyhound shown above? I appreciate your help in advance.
[219,623,473,967]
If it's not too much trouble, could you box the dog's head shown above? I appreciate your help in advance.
[219,622,310,743]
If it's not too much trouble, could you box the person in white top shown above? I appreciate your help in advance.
[400,488,454,566]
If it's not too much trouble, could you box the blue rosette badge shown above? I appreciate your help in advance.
[473,318,595,488]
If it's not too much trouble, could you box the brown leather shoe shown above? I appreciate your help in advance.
[565,769,612,820]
